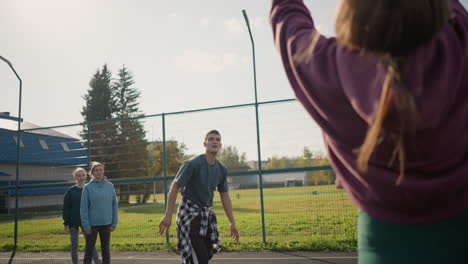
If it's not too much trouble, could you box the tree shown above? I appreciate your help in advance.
[147,140,188,177]
[113,65,141,121]
[217,145,250,171]
[112,65,149,203]
[81,64,118,178]
[147,139,188,197]
[265,147,335,186]
[82,65,114,123]
[304,150,333,186]
[81,65,150,203]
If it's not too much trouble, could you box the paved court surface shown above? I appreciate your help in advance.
[1,251,357,264]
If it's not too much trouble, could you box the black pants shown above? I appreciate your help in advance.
[84,225,111,264]
[188,215,212,264]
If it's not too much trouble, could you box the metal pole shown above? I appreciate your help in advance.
[162,113,169,244]
[87,123,92,172]
[242,10,266,243]
[7,180,11,216]
[1,55,23,264]
[153,181,156,203]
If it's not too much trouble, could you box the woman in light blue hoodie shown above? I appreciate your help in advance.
[81,161,118,264]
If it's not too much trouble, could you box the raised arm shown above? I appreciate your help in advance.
[270,0,346,141]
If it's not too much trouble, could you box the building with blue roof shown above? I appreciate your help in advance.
[0,112,88,213]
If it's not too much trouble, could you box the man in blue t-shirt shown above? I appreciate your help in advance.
[159,130,239,264]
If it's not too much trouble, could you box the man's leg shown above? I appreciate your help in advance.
[189,216,210,264]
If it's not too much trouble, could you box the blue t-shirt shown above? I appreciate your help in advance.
[175,154,228,207]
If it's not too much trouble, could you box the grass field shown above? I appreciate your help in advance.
[0,185,357,252]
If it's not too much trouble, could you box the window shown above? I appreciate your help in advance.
[61,142,70,152]
[39,139,49,150]
[12,136,25,148]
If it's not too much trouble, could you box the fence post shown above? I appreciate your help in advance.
[87,122,92,171]
[1,55,23,264]
[162,113,169,244]
[242,10,267,244]
[11,130,22,262]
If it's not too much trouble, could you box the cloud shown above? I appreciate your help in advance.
[225,18,245,33]
[174,49,239,73]
[200,17,211,26]
[224,16,267,33]
[250,17,267,31]
[241,56,250,65]
[223,53,238,66]
[169,12,177,18]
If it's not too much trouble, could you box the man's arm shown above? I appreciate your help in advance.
[220,191,239,242]
[159,181,181,235]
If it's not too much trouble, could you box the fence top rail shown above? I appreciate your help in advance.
[0,165,332,191]
[21,98,296,132]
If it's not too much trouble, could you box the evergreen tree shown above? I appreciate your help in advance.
[82,64,114,122]
[112,65,149,203]
[81,65,118,177]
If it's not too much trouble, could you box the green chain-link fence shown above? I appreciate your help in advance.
[0,99,357,261]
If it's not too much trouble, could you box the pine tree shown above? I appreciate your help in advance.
[81,65,118,177]
[112,65,149,203]
[82,64,114,123]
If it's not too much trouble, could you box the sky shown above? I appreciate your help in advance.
[2,0,467,159]
[0,0,337,125]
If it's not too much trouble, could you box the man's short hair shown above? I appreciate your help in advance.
[205,129,221,140]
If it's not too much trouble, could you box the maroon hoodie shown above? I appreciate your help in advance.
[271,0,468,224]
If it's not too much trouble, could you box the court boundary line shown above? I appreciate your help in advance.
[0,256,358,260]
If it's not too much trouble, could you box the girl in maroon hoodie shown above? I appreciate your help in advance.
[271,0,468,263]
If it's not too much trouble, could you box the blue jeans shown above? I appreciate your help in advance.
[69,227,101,264]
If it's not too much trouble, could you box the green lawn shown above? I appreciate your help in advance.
[0,185,357,251]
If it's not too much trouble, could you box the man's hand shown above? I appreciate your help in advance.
[159,214,172,235]
[158,182,180,235]
[64,225,70,233]
[83,229,92,235]
[110,226,116,232]
[230,223,239,242]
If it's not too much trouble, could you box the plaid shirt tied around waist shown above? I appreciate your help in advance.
[176,197,221,263]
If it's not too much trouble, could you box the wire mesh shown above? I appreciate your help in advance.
[259,101,356,247]
[0,100,357,263]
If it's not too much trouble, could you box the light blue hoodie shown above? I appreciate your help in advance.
[80,177,118,230]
